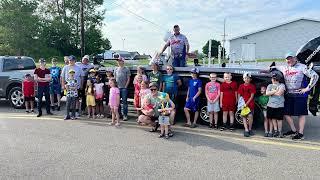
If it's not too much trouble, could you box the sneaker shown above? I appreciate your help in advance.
[31,110,35,113]
[75,112,80,118]
[115,122,120,126]
[229,124,235,131]
[47,112,53,115]
[64,116,70,120]
[268,132,274,137]
[168,131,174,137]
[209,123,213,128]
[283,130,297,137]
[292,133,304,140]
[100,114,105,118]
[214,124,218,130]
[249,130,255,136]
[190,124,197,128]
[71,117,75,120]
[37,113,42,117]
[273,131,279,137]
[97,114,101,118]
[278,132,284,138]
[109,122,115,126]
[264,132,269,137]
[26,110,30,113]
[220,124,226,131]
[123,116,128,121]
[57,106,61,111]
[244,131,250,137]
[159,134,164,138]
[165,134,169,139]
[51,106,55,111]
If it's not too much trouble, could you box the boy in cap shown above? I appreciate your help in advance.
[64,69,78,120]
[34,58,53,117]
[238,72,256,137]
[184,67,202,128]
[49,58,62,111]
[114,57,131,120]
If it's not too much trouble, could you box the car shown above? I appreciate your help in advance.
[0,56,36,109]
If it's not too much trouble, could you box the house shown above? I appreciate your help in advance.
[229,18,320,61]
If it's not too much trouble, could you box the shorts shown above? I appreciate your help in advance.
[158,116,170,125]
[24,96,35,102]
[50,84,61,95]
[267,107,284,120]
[284,96,308,116]
[185,97,199,112]
[207,101,220,112]
[86,95,96,106]
[222,104,236,112]
[95,98,103,106]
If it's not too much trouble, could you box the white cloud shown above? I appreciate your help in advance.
[102,0,320,55]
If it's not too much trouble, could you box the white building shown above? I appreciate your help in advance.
[229,18,320,62]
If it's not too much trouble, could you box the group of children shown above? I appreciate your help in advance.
[22,57,286,137]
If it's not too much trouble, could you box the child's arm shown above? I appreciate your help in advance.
[213,87,221,103]
[274,85,285,96]
[186,87,190,101]
[193,87,202,101]
[205,85,210,102]
[235,91,238,104]
[220,92,223,107]
[266,85,277,96]
[245,93,255,107]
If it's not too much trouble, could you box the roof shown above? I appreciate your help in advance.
[229,18,320,41]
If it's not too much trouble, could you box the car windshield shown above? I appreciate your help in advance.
[3,58,36,71]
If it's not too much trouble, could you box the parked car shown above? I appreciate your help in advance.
[0,56,36,109]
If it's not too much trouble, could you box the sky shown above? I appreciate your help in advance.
[102,0,320,56]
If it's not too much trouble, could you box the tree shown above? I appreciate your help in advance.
[0,0,41,55]
[202,39,225,58]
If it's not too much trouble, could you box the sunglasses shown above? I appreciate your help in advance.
[150,88,157,91]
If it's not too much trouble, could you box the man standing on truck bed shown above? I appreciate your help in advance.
[34,58,53,117]
[278,52,319,140]
[159,25,190,67]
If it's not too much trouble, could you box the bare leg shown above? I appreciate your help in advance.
[87,106,91,117]
[268,119,273,133]
[57,94,61,107]
[272,119,278,131]
[284,115,297,132]
[184,108,191,125]
[169,109,176,125]
[194,111,199,124]
[25,101,29,111]
[264,117,268,133]
[248,114,253,130]
[160,125,164,135]
[111,108,115,123]
[209,112,213,124]
[243,117,249,131]
[92,106,96,119]
[229,111,235,125]
[50,94,54,106]
[277,120,283,133]
[115,107,120,124]
[30,101,34,111]
[222,111,228,124]
[165,125,169,135]
[298,115,306,134]
[214,112,218,125]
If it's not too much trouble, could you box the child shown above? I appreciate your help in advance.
[184,68,202,128]
[158,98,172,139]
[147,62,162,90]
[257,86,272,137]
[105,69,114,117]
[64,69,78,120]
[22,74,35,113]
[205,73,220,129]
[136,98,154,125]
[266,73,286,138]
[134,74,143,112]
[238,73,256,137]
[139,81,151,103]
[49,58,62,111]
[94,75,105,118]
[133,66,148,84]
[108,79,120,126]
[86,80,96,119]
[220,72,238,131]
[162,65,182,102]
[88,69,97,84]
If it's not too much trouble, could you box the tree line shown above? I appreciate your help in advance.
[0,0,111,60]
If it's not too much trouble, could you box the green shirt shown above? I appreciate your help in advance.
[257,95,269,110]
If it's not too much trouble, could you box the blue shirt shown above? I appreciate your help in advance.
[188,78,202,98]
[163,74,179,93]
[50,66,61,84]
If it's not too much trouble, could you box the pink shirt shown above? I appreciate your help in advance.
[94,83,104,99]
[206,82,220,101]
[109,87,120,106]
[139,88,151,106]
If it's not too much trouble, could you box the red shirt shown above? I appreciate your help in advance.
[34,68,50,87]
[238,83,256,110]
[221,81,238,106]
[134,83,141,96]
[23,80,35,97]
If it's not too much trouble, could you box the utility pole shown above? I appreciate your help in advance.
[221,18,228,61]
[80,0,85,57]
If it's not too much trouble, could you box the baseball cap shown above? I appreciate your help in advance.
[68,69,75,74]
[68,55,76,61]
[243,72,251,78]
[117,57,125,61]
[149,82,158,88]
[190,67,200,74]
[89,69,96,73]
[39,58,46,63]
[285,52,295,59]
[271,73,281,80]
[82,55,90,60]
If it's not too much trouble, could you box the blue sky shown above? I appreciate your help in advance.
[102,0,320,55]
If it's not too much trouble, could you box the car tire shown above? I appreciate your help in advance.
[9,87,24,109]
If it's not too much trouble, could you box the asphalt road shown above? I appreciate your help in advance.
[1,102,320,179]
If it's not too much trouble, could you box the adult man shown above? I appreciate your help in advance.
[79,55,94,113]
[34,58,52,117]
[61,55,84,117]
[278,52,319,140]
[159,25,190,67]
[114,57,131,120]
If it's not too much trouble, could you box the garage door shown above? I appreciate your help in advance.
[241,43,256,62]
